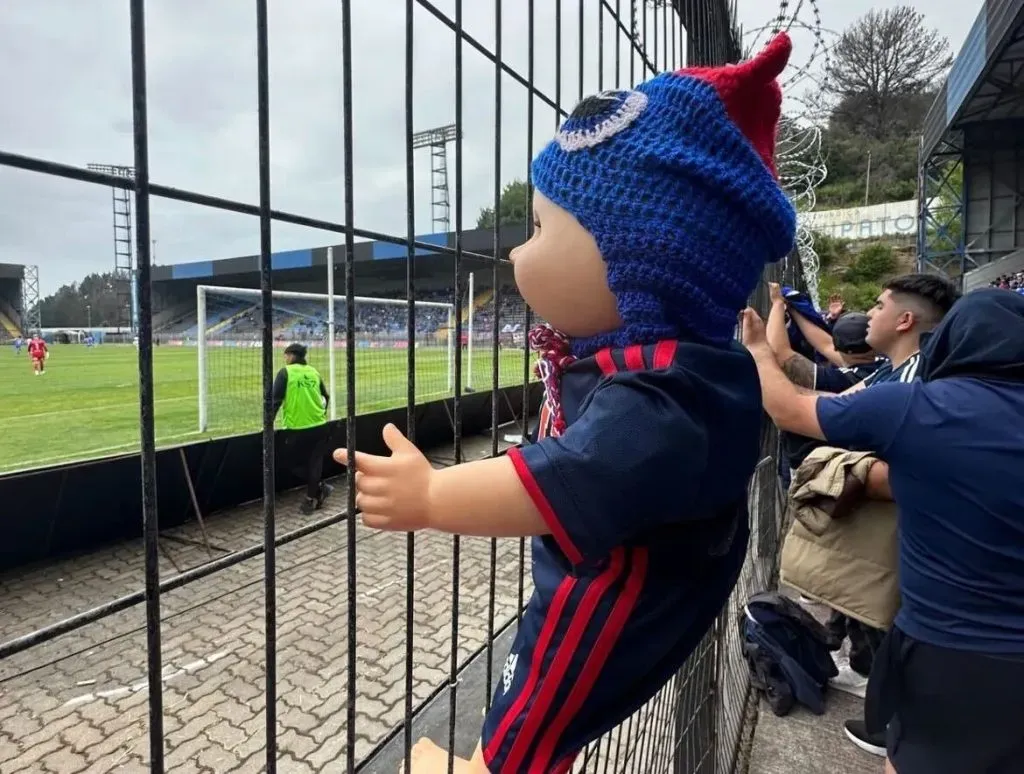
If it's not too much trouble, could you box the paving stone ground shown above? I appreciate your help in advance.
[0,434,533,773]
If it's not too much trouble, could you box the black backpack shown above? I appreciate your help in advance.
[740,591,842,716]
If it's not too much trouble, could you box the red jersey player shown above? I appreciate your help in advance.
[27,333,48,375]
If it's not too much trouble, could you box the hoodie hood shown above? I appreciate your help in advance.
[920,288,1024,383]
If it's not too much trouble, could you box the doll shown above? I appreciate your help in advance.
[335,32,796,774]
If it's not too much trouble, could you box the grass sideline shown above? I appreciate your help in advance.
[0,343,529,474]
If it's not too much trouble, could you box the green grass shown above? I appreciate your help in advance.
[0,343,530,474]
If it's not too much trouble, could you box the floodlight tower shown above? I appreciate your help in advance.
[87,163,138,333]
[21,264,41,333]
[412,124,459,234]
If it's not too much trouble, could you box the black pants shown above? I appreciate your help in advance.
[826,610,885,676]
[279,425,330,500]
[866,626,1024,773]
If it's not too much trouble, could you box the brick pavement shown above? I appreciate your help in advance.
[0,434,534,773]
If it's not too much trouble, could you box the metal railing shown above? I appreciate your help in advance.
[0,1,801,772]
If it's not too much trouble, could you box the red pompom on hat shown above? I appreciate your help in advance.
[676,32,792,177]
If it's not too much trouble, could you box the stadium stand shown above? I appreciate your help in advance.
[0,266,22,342]
[990,269,1024,294]
[156,283,528,342]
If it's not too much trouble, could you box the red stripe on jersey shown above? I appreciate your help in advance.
[623,345,645,371]
[500,549,627,773]
[532,548,649,771]
[653,340,678,369]
[483,574,578,768]
[507,447,584,565]
[594,348,617,376]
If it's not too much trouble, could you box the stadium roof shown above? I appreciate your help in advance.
[0,263,24,280]
[922,0,1024,158]
[152,225,527,283]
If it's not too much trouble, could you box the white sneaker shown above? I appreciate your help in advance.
[830,662,868,699]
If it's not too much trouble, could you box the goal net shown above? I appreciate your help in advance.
[196,285,455,434]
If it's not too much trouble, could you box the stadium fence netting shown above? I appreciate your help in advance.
[0,1,805,772]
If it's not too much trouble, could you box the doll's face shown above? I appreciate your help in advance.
[509,192,621,338]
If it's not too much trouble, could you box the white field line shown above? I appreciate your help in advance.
[12,394,196,422]
[2,430,206,473]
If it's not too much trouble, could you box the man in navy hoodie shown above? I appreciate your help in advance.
[742,289,1024,774]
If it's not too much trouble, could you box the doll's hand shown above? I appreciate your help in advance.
[332,423,436,531]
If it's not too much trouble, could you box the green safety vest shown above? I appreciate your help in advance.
[282,363,327,430]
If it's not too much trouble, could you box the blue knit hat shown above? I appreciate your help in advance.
[532,33,797,353]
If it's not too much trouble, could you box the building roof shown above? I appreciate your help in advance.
[151,225,526,284]
[922,0,1024,158]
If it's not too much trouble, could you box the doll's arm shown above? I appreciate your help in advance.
[424,456,549,536]
[333,423,548,536]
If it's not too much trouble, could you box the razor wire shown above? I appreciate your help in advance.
[745,0,833,305]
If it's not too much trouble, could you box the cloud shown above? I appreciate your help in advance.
[1,1,977,295]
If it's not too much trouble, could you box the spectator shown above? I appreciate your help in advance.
[990,268,1024,294]
[741,289,1024,774]
[854,274,961,389]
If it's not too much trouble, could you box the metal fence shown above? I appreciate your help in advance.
[0,1,798,772]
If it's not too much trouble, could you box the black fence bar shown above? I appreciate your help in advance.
[128,0,164,769]
[448,1,466,770]
[484,0,504,710]
[254,0,278,770]
[518,0,536,633]
[403,0,418,769]
[340,0,359,770]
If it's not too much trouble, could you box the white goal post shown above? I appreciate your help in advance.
[195,284,459,433]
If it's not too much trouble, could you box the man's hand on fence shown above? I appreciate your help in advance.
[740,307,770,354]
[333,423,435,531]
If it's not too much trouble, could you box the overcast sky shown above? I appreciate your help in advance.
[0,1,981,294]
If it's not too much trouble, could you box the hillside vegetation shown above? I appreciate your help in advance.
[805,7,951,210]
[813,233,918,311]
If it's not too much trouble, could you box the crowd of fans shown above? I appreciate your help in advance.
[738,274,1024,773]
[989,268,1024,294]
[158,284,528,341]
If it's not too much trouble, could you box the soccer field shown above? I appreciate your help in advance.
[0,343,529,474]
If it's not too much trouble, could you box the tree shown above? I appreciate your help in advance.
[824,7,952,142]
[476,180,530,229]
[36,272,123,328]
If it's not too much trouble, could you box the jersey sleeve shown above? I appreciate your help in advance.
[506,369,708,565]
[813,364,856,394]
[815,381,915,454]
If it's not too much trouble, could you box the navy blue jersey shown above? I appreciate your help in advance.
[863,352,921,386]
[814,360,882,393]
[485,340,762,772]
[817,291,1024,654]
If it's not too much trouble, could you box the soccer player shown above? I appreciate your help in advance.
[13,335,22,355]
[272,343,333,515]
[742,289,1024,774]
[27,333,47,375]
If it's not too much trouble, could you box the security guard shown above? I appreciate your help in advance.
[272,342,333,514]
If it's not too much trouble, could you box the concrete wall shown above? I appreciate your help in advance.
[800,200,918,241]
